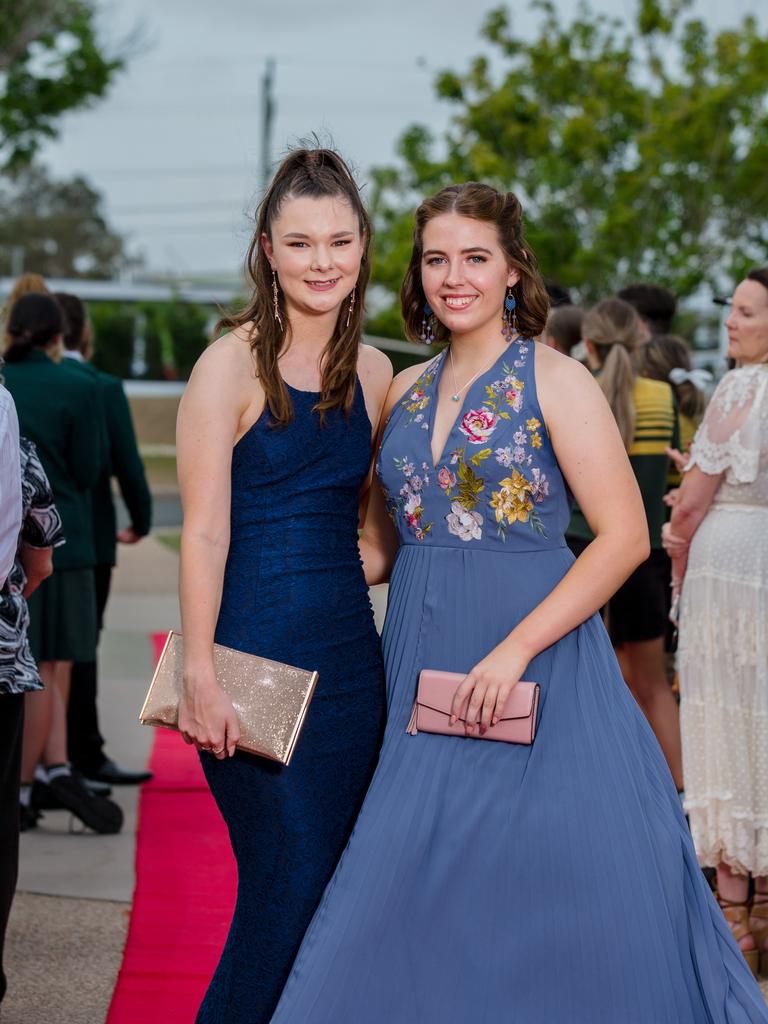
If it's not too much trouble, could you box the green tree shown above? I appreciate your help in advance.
[368,0,768,335]
[0,162,128,277]
[0,0,123,168]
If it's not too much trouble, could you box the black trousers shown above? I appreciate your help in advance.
[0,693,24,1004]
[67,564,112,775]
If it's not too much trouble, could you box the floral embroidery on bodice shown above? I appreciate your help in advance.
[377,340,572,552]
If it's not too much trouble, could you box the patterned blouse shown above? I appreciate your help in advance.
[0,437,65,695]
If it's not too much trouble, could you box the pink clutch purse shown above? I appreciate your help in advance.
[406,669,540,745]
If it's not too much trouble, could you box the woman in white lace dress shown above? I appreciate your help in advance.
[664,267,768,976]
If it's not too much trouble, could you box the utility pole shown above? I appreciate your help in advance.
[261,58,276,193]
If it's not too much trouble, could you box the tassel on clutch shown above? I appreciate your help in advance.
[139,631,319,765]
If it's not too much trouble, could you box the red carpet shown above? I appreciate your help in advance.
[106,633,237,1023]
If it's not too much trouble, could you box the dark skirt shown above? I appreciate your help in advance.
[26,568,97,663]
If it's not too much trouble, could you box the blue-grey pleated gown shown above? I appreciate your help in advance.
[271,340,768,1023]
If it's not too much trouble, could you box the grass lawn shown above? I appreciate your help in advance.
[155,531,181,554]
[142,454,178,491]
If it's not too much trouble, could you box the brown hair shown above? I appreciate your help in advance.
[3,273,49,353]
[637,334,705,422]
[583,297,642,449]
[400,182,549,344]
[4,293,64,363]
[747,267,768,294]
[217,148,372,426]
[543,305,583,356]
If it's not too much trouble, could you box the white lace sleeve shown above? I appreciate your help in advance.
[687,367,768,483]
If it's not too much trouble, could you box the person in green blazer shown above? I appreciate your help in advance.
[3,292,122,834]
[55,292,153,786]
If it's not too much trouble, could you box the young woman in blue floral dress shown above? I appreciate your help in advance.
[270,183,768,1023]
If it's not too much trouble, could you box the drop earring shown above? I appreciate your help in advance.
[346,287,356,329]
[502,289,517,342]
[272,269,283,330]
[420,301,436,344]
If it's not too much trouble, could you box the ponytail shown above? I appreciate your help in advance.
[583,297,642,451]
[596,342,636,449]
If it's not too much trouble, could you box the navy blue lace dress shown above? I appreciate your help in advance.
[195,381,385,1024]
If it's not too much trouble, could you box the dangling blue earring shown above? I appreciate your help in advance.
[420,301,437,343]
[502,289,517,342]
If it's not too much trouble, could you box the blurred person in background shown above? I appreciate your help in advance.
[0,365,22,1006]
[540,304,584,358]
[663,268,768,975]
[54,291,152,788]
[617,282,677,340]
[567,298,682,789]
[638,335,709,488]
[2,274,50,355]
[0,428,62,1003]
[543,278,572,308]
[637,334,712,663]
[0,380,20,587]
[3,294,121,834]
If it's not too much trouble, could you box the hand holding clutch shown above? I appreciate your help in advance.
[179,674,241,759]
[450,641,533,734]
[407,670,540,745]
[140,632,319,766]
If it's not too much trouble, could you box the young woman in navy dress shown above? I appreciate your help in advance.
[176,148,391,1024]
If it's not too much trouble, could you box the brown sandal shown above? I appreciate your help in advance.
[749,894,768,977]
[718,895,759,977]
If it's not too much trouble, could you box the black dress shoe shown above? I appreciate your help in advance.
[47,774,123,834]
[88,758,153,786]
[19,803,42,831]
[32,773,112,810]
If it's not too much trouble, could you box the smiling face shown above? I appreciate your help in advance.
[725,279,768,365]
[261,194,364,320]
[420,213,519,343]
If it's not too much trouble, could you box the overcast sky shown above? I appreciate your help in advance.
[37,0,765,278]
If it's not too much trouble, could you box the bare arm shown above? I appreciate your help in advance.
[176,334,257,758]
[356,343,394,527]
[453,346,650,732]
[20,545,52,597]
[663,464,722,598]
[359,361,428,585]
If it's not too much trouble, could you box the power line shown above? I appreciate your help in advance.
[88,164,257,180]
[111,199,250,215]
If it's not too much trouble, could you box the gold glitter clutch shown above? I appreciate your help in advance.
[139,631,319,765]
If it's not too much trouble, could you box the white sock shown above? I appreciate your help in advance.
[46,763,72,782]
[19,783,32,807]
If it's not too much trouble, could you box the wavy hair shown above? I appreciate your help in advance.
[400,182,549,344]
[216,148,372,426]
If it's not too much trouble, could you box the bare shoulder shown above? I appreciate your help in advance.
[386,356,435,411]
[186,325,256,394]
[358,342,393,379]
[181,325,259,429]
[355,344,393,432]
[358,343,393,395]
[534,343,599,428]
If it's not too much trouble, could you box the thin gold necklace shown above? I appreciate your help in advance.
[447,346,504,402]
